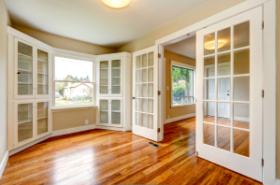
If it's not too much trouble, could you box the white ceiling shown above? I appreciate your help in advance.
[5,0,210,48]
[165,35,196,59]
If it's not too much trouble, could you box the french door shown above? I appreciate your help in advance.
[132,46,159,141]
[196,6,263,181]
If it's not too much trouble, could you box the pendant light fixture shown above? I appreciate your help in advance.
[100,0,133,9]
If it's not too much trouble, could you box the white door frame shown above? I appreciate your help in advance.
[155,0,276,184]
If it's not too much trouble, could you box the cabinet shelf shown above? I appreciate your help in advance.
[18,119,32,125]
[37,59,48,63]
[38,83,48,86]
[18,82,32,85]
[18,68,32,73]
[37,72,48,75]
[18,53,32,58]
[37,117,48,120]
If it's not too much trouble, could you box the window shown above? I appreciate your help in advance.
[54,57,94,106]
[171,64,195,106]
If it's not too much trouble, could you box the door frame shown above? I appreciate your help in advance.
[155,0,276,184]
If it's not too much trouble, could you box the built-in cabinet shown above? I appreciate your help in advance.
[97,53,131,130]
[7,27,52,151]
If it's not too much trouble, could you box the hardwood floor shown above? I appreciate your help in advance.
[0,117,261,185]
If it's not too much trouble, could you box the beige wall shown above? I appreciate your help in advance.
[276,0,280,179]
[0,0,11,165]
[52,108,96,131]
[12,25,116,55]
[164,50,196,119]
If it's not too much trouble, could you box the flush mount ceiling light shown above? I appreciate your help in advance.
[100,0,133,9]
[204,40,226,50]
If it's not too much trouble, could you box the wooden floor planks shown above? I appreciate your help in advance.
[0,117,262,185]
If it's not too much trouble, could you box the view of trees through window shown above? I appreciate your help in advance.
[172,65,194,106]
[54,57,94,106]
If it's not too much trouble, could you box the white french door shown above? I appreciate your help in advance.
[132,46,159,141]
[196,6,263,181]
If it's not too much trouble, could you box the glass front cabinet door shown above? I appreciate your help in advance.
[15,39,50,99]
[99,59,122,96]
[15,101,50,147]
[99,99,122,127]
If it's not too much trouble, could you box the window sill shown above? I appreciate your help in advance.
[52,104,97,112]
[171,103,196,108]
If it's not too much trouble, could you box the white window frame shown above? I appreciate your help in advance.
[52,48,97,109]
[171,60,196,107]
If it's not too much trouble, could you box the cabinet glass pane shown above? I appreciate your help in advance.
[37,102,48,135]
[18,42,33,96]
[18,104,33,142]
[37,50,49,95]
[100,100,109,124]
[100,61,109,94]
[112,61,121,94]
[111,100,121,125]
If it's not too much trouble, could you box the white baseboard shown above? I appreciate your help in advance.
[96,125,127,132]
[9,135,51,156]
[165,113,196,124]
[0,151,9,179]
[52,124,96,137]
[276,179,280,185]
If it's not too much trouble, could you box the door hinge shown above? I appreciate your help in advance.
[262,21,264,29]
[158,91,161,96]
[132,97,136,100]
[158,53,161,58]
[157,128,161,133]
[262,90,264,98]
[262,158,264,166]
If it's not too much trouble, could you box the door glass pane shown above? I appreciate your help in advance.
[204,79,215,100]
[204,56,215,77]
[234,103,250,129]
[100,61,109,94]
[218,28,231,52]
[204,102,215,123]
[148,115,153,129]
[217,103,231,126]
[234,129,249,157]
[136,55,142,68]
[218,53,231,76]
[142,69,147,82]
[217,126,231,151]
[218,78,231,100]
[141,84,148,97]
[111,100,121,125]
[233,76,250,101]
[148,84,153,97]
[100,100,108,124]
[204,33,215,56]
[234,21,250,49]
[112,60,121,94]
[18,42,33,96]
[148,100,153,113]
[234,49,250,75]
[148,68,153,82]
[136,112,141,126]
[141,99,148,113]
[18,103,33,142]
[142,54,147,67]
[37,50,48,95]
[148,52,154,66]
[37,102,48,135]
[204,123,215,146]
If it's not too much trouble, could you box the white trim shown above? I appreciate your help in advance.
[9,135,51,156]
[0,151,9,179]
[276,179,280,185]
[52,105,97,112]
[96,125,127,132]
[263,1,276,184]
[165,113,196,124]
[51,125,96,137]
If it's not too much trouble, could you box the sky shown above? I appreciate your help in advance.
[55,57,93,82]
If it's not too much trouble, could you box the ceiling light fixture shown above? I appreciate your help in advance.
[100,0,133,9]
[204,40,226,50]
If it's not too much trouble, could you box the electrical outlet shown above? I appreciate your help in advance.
[85,120,89,125]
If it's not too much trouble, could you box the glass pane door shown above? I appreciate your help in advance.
[100,61,109,94]
[37,50,49,95]
[196,7,263,181]
[18,103,33,142]
[17,42,33,96]
[100,100,109,124]
[37,102,49,135]
[111,100,121,125]
[111,60,121,94]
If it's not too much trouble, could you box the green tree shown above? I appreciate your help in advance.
[172,66,191,96]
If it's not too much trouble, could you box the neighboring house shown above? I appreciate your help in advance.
[63,82,93,100]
